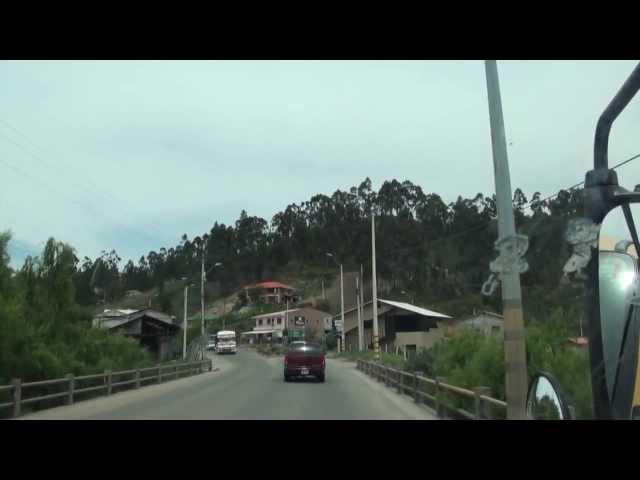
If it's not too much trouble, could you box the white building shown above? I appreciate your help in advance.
[241,307,332,343]
[454,310,503,336]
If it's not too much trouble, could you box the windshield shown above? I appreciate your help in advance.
[2,60,639,420]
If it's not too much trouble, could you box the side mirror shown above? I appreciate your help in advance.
[581,61,640,419]
[526,372,574,420]
[598,205,640,419]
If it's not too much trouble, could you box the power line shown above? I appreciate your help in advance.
[424,151,640,249]
[528,152,640,207]
[0,120,172,241]
[0,122,170,246]
[0,155,171,266]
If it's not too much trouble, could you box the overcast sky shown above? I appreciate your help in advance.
[1,60,639,268]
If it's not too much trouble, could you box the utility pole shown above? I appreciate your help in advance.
[356,276,363,351]
[371,214,380,361]
[485,60,528,419]
[322,280,326,300]
[326,252,345,352]
[183,284,189,360]
[201,248,206,338]
[360,264,364,349]
[340,263,345,353]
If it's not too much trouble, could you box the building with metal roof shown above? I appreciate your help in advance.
[334,298,453,354]
[93,308,181,361]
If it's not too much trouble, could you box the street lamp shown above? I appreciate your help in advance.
[202,260,223,336]
[326,252,345,353]
[401,290,414,304]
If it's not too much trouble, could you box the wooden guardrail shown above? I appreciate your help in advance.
[0,359,212,419]
[357,359,507,420]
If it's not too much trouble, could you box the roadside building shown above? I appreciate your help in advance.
[564,336,589,349]
[92,308,180,361]
[453,310,504,336]
[334,299,454,354]
[244,281,300,305]
[241,306,331,344]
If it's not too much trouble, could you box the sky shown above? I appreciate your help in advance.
[1,60,639,268]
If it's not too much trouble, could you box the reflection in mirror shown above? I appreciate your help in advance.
[599,205,640,402]
[526,374,568,420]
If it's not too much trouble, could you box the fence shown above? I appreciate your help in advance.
[0,359,212,419]
[357,360,507,420]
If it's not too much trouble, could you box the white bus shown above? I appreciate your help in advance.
[216,330,237,354]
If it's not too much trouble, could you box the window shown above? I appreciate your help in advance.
[491,326,500,334]
[406,345,417,358]
[259,319,263,325]
[277,318,282,325]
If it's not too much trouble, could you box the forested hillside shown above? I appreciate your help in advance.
[66,177,584,327]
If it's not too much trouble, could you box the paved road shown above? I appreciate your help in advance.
[20,348,437,420]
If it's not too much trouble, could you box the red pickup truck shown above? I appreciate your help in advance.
[284,341,326,383]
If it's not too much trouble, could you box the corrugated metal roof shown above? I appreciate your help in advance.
[251,309,300,319]
[566,336,589,346]
[251,281,296,290]
[379,299,452,319]
[241,329,276,335]
[94,309,177,329]
[99,308,140,317]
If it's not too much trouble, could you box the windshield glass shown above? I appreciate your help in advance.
[2,60,639,420]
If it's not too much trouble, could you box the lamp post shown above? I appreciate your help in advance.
[204,261,223,333]
[401,290,414,304]
[326,252,345,353]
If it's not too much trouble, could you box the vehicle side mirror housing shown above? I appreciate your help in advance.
[526,372,574,420]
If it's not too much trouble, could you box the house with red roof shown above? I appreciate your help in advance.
[244,281,300,305]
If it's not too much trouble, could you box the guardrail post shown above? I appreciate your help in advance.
[158,365,162,383]
[106,370,112,395]
[209,358,213,371]
[135,369,141,389]
[435,377,443,418]
[66,374,75,405]
[12,378,21,418]
[396,371,402,394]
[474,386,491,419]
[175,365,178,379]
[413,371,423,404]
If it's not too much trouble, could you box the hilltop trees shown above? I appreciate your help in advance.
[56,177,583,332]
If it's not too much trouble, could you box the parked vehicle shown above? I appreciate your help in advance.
[216,330,237,354]
[284,341,325,382]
